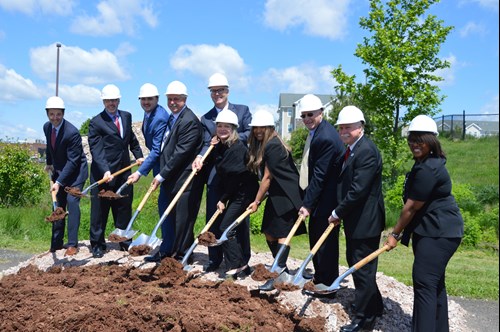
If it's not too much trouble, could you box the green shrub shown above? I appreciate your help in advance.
[250,201,266,235]
[461,210,482,247]
[478,206,499,237]
[384,174,405,211]
[0,143,45,207]
[473,184,499,206]
[453,182,481,214]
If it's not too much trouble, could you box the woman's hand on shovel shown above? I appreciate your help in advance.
[51,182,60,194]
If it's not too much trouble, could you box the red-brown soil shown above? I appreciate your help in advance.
[98,189,126,200]
[0,257,324,331]
[44,207,68,222]
[64,186,86,198]
[198,231,217,246]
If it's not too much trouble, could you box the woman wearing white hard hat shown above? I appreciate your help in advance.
[384,114,463,331]
[247,110,307,291]
[204,110,259,278]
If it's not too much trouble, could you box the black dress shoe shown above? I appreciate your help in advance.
[258,279,275,292]
[144,251,169,263]
[203,263,220,272]
[119,241,130,251]
[234,265,252,279]
[340,317,376,332]
[92,247,104,258]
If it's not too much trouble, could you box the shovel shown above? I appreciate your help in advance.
[268,214,306,274]
[273,222,338,288]
[303,244,391,296]
[181,208,222,270]
[207,208,254,247]
[129,145,215,251]
[45,171,68,222]
[65,161,139,197]
[108,182,156,242]
[49,171,58,211]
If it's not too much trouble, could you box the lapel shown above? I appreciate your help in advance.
[164,108,185,147]
[339,136,365,176]
[55,120,65,149]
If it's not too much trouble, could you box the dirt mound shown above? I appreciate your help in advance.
[0,242,469,332]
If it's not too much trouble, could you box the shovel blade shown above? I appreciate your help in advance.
[110,228,138,240]
[129,233,150,250]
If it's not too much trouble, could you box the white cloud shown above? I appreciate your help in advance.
[52,84,101,107]
[263,0,350,40]
[459,21,487,38]
[435,54,461,87]
[70,0,158,37]
[0,0,74,16]
[0,64,43,102]
[260,64,336,94]
[170,44,248,88]
[0,122,40,142]
[479,94,499,120]
[30,43,130,85]
[459,0,499,11]
[251,104,279,119]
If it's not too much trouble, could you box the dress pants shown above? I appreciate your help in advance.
[308,215,340,285]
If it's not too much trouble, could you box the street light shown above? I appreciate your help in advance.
[55,43,61,96]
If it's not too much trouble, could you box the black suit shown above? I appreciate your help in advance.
[196,103,252,267]
[335,134,385,319]
[44,119,88,249]
[88,110,143,250]
[302,120,344,285]
[157,106,203,258]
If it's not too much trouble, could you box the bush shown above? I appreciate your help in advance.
[453,182,481,214]
[461,210,482,247]
[250,201,266,235]
[0,143,45,207]
[384,174,405,211]
[473,185,499,206]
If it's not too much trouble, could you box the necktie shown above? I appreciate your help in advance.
[161,115,174,150]
[299,133,312,190]
[51,127,57,149]
[344,147,351,163]
[114,115,121,136]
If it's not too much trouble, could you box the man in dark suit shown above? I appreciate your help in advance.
[88,84,144,258]
[329,106,386,332]
[192,73,252,272]
[43,96,88,256]
[297,94,344,287]
[145,80,203,263]
[127,83,169,218]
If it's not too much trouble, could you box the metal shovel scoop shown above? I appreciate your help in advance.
[108,182,156,242]
[45,171,68,222]
[65,161,139,197]
[303,244,391,296]
[208,209,254,247]
[273,222,338,288]
[268,215,306,274]
[181,209,222,270]
[129,145,215,252]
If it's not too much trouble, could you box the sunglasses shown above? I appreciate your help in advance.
[210,88,227,95]
[300,112,316,119]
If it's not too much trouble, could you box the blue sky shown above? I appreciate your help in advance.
[0,0,498,142]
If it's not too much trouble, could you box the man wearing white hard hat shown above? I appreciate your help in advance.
[192,73,253,272]
[88,84,144,258]
[328,105,385,332]
[297,94,344,292]
[43,96,88,256]
[145,80,203,263]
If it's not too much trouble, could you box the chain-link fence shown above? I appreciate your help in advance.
[433,111,499,140]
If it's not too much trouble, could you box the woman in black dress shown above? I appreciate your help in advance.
[385,115,463,332]
[247,110,306,288]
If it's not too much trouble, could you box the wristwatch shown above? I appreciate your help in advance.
[391,232,402,241]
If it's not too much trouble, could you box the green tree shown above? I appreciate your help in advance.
[332,0,453,181]
[80,118,91,135]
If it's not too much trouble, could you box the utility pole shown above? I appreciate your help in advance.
[55,43,61,96]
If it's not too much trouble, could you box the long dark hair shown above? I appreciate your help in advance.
[408,132,446,160]
[247,126,290,174]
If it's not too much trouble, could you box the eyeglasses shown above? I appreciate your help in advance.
[407,139,424,146]
[210,88,227,95]
[300,112,315,119]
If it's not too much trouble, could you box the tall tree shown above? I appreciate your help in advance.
[332,0,453,181]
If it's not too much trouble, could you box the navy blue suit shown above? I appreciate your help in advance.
[335,134,385,319]
[196,103,252,267]
[88,110,143,250]
[302,119,344,285]
[157,106,203,258]
[44,119,88,249]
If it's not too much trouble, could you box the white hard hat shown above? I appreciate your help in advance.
[208,73,229,88]
[335,105,365,125]
[215,110,239,127]
[296,94,323,113]
[408,115,439,135]
[165,80,188,96]
[138,83,159,98]
[45,96,65,110]
[101,84,121,99]
[249,110,275,127]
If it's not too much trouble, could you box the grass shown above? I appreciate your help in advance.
[0,136,498,301]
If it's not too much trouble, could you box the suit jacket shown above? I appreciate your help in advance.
[159,106,203,193]
[88,110,143,181]
[335,135,385,239]
[44,119,88,186]
[302,120,344,217]
[138,104,170,177]
[199,103,252,186]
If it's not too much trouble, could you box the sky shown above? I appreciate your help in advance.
[0,0,498,143]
